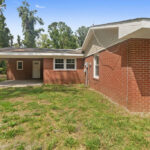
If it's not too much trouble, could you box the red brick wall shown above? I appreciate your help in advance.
[128,39,150,112]
[85,41,128,108]
[7,58,43,80]
[85,39,150,112]
[43,58,85,84]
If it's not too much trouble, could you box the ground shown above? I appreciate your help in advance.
[0,85,150,150]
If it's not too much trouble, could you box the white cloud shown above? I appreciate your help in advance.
[35,5,45,9]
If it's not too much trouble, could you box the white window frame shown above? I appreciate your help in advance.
[93,54,99,79]
[53,58,76,71]
[17,61,23,70]
[54,58,65,70]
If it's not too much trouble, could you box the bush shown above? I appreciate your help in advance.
[0,67,5,74]
[0,60,7,74]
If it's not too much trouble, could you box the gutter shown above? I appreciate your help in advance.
[0,52,84,58]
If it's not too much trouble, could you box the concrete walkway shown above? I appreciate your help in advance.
[0,80,43,88]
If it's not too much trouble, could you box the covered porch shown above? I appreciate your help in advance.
[6,58,43,81]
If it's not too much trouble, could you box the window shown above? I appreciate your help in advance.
[66,59,75,69]
[54,59,76,70]
[94,55,99,79]
[17,61,23,70]
[55,59,64,69]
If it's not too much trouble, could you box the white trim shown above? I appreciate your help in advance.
[54,58,65,70]
[84,39,126,58]
[93,54,99,79]
[53,58,77,71]
[0,52,84,58]
[17,61,23,70]
[82,18,150,52]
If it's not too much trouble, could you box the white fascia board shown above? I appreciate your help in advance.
[0,52,84,58]
[82,29,93,50]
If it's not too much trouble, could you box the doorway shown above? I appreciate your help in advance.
[32,61,41,79]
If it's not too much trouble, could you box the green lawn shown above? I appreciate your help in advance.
[0,85,150,150]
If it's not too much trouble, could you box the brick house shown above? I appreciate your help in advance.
[0,48,85,84]
[83,18,150,112]
[0,18,150,112]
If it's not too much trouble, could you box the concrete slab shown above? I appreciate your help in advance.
[0,80,43,88]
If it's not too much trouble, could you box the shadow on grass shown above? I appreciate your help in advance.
[0,84,80,101]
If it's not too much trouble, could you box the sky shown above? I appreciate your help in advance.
[4,0,150,42]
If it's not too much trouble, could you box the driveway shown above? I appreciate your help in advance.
[0,80,43,88]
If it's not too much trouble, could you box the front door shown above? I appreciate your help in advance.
[32,61,41,79]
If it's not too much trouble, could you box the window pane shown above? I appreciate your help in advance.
[95,66,99,76]
[67,59,75,63]
[94,55,99,78]
[17,62,23,70]
[66,59,75,69]
[55,64,64,69]
[67,64,75,69]
[55,59,64,63]
[96,56,99,65]
[55,59,64,69]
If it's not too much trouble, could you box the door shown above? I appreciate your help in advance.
[32,61,41,79]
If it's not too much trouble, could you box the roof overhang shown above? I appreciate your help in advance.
[82,18,150,51]
[0,52,84,58]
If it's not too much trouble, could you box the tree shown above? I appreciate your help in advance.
[76,26,89,47]
[17,35,22,47]
[0,0,6,15]
[0,15,11,47]
[17,0,44,48]
[37,34,51,48]
[0,0,9,74]
[48,22,77,49]
[9,34,13,47]
[0,0,12,48]
[14,35,22,48]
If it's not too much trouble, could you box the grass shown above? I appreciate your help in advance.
[0,84,150,149]
[85,136,101,150]
[64,137,78,148]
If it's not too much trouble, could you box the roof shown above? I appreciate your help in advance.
[0,48,84,58]
[82,18,150,56]
[0,48,83,54]
[91,18,150,28]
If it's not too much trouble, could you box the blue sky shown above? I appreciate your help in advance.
[4,0,150,42]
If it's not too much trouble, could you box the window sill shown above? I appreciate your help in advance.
[54,69,77,71]
[93,77,99,80]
